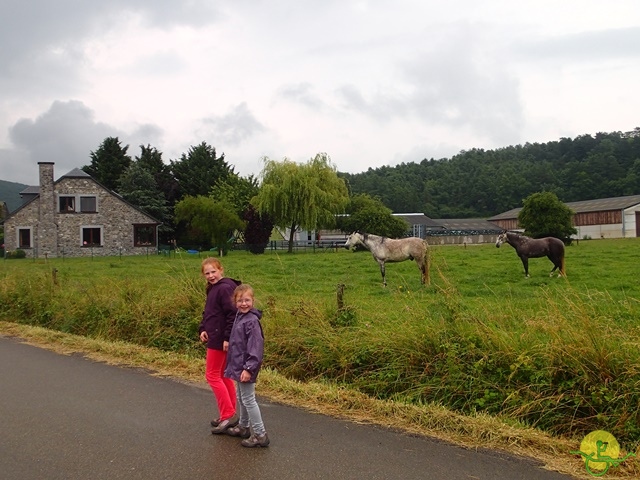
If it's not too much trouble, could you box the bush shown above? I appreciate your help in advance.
[6,249,26,259]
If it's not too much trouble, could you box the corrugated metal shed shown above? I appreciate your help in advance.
[566,194,640,213]
[433,218,503,232]
[393,213,444,228]
[488,194,640,221]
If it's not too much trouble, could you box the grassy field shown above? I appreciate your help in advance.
[1,238,639,477]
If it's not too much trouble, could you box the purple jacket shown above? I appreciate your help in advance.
[199,277,241,350]
[224,308,264,383]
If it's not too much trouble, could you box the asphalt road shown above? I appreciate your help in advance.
[0,336,574,480]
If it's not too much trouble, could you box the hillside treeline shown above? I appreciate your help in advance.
[339,128,640,218]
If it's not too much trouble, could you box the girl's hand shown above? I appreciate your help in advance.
[223,340,229,352]
[199,331,208,342]
[240,370,251,382]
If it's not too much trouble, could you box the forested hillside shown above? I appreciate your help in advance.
[0,180,28,213]
[339,129,640,218]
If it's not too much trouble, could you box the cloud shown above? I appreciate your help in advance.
[1,1,639,186]
[333,24,523,145]
[0,1,221,96]
[0,1,222,63]
[277,83,327,110]
[3,100,162,184]
[199,103,266,146]
[518,26,640,63]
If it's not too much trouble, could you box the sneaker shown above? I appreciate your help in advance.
[241,433,270,448]
[226,425,250,439]
[211,414,239,434]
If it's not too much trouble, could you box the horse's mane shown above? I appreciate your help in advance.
[507,231,529,239]
[358,231,386,244]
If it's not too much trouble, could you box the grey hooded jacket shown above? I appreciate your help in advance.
[224,308,264,383]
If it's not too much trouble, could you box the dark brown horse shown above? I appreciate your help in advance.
[496,231,566,278]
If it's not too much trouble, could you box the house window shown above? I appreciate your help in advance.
[134,224,156,247]
[82,227,102,247]
[59,196,76,213]
[18,228,32,248]
[80,196,97,213]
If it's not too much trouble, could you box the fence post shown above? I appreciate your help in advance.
[337,283,345,310]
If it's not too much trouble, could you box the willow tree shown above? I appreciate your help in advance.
[252,153,349,253]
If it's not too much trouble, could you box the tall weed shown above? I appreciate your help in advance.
[1,239,639,447]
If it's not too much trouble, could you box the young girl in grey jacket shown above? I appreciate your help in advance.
[224,284,269,447]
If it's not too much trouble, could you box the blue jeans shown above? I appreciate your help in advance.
[236,381,266,436]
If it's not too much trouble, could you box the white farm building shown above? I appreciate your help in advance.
[488,194,640,239]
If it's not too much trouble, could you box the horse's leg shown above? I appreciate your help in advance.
[547,253,564,277]
[520,255,530,277]
[424,249,430,285]
[378,260,387,287]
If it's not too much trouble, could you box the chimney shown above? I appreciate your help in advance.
[37,162,57,257]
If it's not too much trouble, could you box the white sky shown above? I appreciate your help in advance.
[1,0,639,185]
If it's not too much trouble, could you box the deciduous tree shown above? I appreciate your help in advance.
[338,194,409,238]
[211,174,274,253]
[174,195,244,255]
[518,191,577,241]
[252,153,349,253]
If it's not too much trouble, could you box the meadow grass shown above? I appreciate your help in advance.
[1,238,640,477]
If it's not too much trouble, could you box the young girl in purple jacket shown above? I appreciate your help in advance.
[199,258,241,434]
[224,284,270,447]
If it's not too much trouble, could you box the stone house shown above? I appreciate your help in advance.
[3,162,160,258]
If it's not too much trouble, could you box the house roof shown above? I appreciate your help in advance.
[9,166,160,224]
[488,194,640,221]
[62,168,92,178]
[19,168,93,195]
[19,185,40,195]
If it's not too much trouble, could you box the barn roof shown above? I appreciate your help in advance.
[567,194,640,213]
[433,218,503,232]
[393,213,444,228]
[488,194,640,221]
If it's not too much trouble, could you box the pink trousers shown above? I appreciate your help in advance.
[205,348,236,420]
